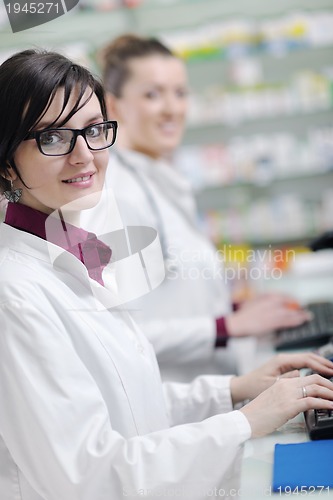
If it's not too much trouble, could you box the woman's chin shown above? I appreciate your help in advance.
[60,189,104,213]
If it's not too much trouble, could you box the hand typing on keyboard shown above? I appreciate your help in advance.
[226,292,313,338]
[304,376,333,440]
[303,350,333,439]
[230,352,333,438]
[232,352,333,401]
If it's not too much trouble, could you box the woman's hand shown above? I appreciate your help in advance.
[226,293,312,337]
[230,352,333,403]
[239,374,333,438]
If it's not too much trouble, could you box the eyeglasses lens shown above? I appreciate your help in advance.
[38,122,114,156]
[39,129,72,155]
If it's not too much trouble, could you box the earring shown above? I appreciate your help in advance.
[3,181,22,203]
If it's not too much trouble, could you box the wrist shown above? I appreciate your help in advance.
[230,375,248,405]
[225,313,245,338]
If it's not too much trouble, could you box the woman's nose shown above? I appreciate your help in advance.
[163,94,186,115]
[68,135,94,164]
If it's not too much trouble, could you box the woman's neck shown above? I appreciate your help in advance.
[116,137,162,161]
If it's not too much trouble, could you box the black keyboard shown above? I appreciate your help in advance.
[275,302,333,351]
[304,376,333,440]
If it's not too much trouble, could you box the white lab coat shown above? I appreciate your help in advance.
[0,222,251,500]
[82,149,238,382]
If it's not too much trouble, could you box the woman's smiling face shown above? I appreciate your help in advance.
[12,87,109,215]
[112,55,189,159]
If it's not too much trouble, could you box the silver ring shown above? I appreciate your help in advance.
[302,386,308,398]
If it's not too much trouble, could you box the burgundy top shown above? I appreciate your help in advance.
[4,202,112,286]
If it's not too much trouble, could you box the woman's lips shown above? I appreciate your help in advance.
[62,173,95,188]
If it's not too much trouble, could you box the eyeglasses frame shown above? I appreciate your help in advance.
[24,120,118,157]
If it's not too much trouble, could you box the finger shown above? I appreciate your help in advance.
[285,300,301,310]
[273,310,313,329]
[306,354,333,374]
[299,384,333,401]
[278,353,333,374]
[283,309,313,323]
[307,363,333,376]
[304,352,333,363]
[298,397,333,413]
[262,292,295,304]
[301,373,333,390]
[279,370,300,379]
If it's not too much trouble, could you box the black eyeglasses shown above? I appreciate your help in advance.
[24,120,118,156]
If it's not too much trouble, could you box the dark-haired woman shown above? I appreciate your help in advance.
[1,49,333,500]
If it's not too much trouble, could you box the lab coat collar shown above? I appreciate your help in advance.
[113,148,197,226]
[4,203,112,286]
[0,221,164,312]
[0,222,119,311]
[0,222,94,286]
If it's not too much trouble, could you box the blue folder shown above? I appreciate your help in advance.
[273,440,333,492]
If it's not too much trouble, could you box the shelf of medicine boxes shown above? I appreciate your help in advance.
[181,43,333,143]
[4,0,314,52]
[131,0,333,34]
[175,45,333,248]
[1,0,332,54]
[192,169,333,248]
[194,169,333,210]
[183,108,333,146]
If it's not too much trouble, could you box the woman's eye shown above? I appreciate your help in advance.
[144,90,160,99]
[40,131,63,146]
[144,88,188,100]
[86,125,102,138]
[176,88,189,98]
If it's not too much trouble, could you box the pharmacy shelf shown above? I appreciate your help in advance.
[186,45,333,92]
[195,168,333,193]
[136,0,333,34]
[195,169,333,246]
[223,234,319,249]
[200,214,324,248]
[1,0,333,49]
[195,170,333,210]
[184,108,333,145]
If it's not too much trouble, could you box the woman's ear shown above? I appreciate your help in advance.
[3,163,18,182]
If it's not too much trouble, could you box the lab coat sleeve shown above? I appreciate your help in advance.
[0,299,251,500]
[135,315,217,364]
[162,375,234,426]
